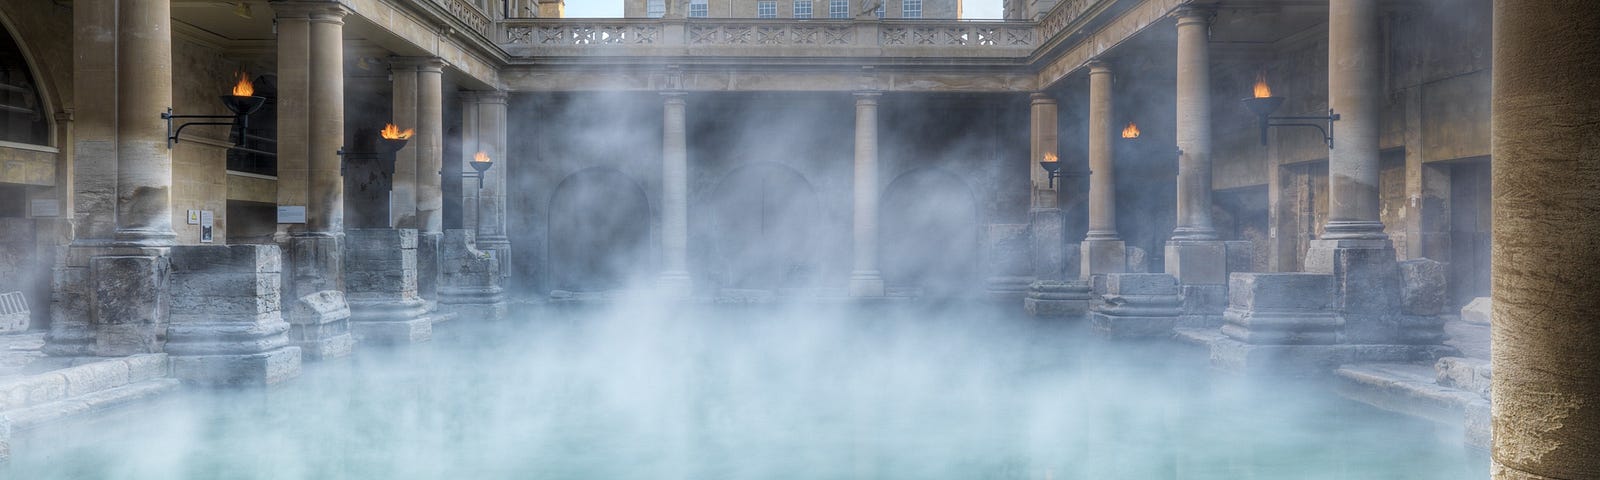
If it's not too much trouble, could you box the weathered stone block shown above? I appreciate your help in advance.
[1165,241,1227,285]
[1079,239,1125,279]
[1460,297,1491,326]
[1090,273,1181,339]
[1435,356,1492,398]
[122,354,168,383]
[1023,280,1092,318]
[1222,273,1340,345]
[1211,338,1456,376]
[90,254,169,356]
[0,373,67,411]
[1227,273,1336,311]
[170,347,301,387]
[1224,240,1254,275]
[167,245,301,386]
[344,229,433,345]
[1177,284,1227,328]
[438,230,505,315]
[278,234,352,361]
[60,359,131,397]
[1028,208,1067,281]
[417,231,441,302]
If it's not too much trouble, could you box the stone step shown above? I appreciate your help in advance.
[2,378,181,431]
[1435,356,1492,398]
[1173,327,1225,347]
[1335,362,1484,426]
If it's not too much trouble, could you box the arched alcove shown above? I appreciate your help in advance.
[546,167,652,293]
[707,162,820,290]
[880,168,980,298]
[0,12,54,147]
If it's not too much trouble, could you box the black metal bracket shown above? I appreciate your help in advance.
[162,107,247,148]
[1261,109,1340,149]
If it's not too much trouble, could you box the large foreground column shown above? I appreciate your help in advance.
[273,2,354,360]
[849,92,885,298]
[1165,6,1230,327]
[1080,62,1125,280]
[1490,2,1600,479]
[657,92,692,297]
[114,0,176,247]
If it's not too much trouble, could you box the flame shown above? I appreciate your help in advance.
[1253,71,1272,98]
[1042,152,1058,163]
[474,151,491,163]
[231,71,254,97]
[381,123,415,140]
[1121,121,1140,139]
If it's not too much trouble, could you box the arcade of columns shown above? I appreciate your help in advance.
[20,0,1600,475]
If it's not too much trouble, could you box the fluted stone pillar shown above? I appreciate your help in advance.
[1025,93,1090,317]
[414,59,445,303]
[1490,2,1600,479]
[271,2,354,360]
[657,92,692,297]
[1081,62,1125,280]
[1305,0,1390,272]
[389,61,419,228]
[1165,6,1229,327]
[474,91,511,281]
[850,92,885,298]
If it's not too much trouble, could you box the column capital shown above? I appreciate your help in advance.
[1171,3,1216,23]
[661,91,688,104]
[1086,59,1113,75]
[392,56,446,73]
[1030,92,1057,105]
[270,1,349,19]
[475,90,508,104]
[854,91,882,102]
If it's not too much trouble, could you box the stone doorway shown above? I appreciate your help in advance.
[1448,159,1491,309]
[880,168,979,298]
[708,162,820,291]
[546,168,652,293]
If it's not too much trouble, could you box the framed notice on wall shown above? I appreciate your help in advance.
[30,199,59,218]
[278,206,307,224]
[200,210,214,243]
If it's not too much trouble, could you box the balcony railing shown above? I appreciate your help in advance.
[501,18,1040,57]
[441,0,494,39]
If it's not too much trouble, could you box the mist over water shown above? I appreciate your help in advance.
[8,302,1481,479]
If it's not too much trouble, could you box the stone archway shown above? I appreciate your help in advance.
[708,162,820,291]
[546,167,652,293]
[880,168,980,298]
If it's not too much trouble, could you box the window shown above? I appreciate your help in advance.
[646,0,665,17]
[689,0,707,17]
[901,0,920,18]
[829,0,847,18]
[876,5,885,18]
[0,25,49,146]
[793,0,812,18]
[757,1,776,18]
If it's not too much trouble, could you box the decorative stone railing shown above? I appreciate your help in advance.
[501,18,1038,57]
[1037,0,1101,45]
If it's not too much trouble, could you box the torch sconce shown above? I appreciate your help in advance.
[163,72,265,149]
[337,124,411,177]
[1242,73,1339,148]
[457,151,495,190]
[1039,153,1091,189]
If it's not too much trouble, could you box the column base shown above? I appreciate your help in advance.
[1080,238,1126,279]
[44,245,172,357]
[352,314,433,345]
[437,229,505,319]
[1177,283,1227,328]
[170,348,302,387]
[1303,237,1392,273]
[345,229,433,345]
[1089,273,1181,339]
[849,271,885,297]
[657,271,693,298]
[1023,280,1092,318]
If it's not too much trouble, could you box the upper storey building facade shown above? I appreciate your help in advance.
[622,0,962,19]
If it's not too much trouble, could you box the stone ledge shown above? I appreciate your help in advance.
[1,378,180,431]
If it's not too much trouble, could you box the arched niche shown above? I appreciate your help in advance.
[707,162,821,291]
[880,167,980,298]
[0,10,55,147]
[546,167,653,293]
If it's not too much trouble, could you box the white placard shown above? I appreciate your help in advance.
[29,199,59,217]
[200,210,214,243]
[187,209,201,224]
[277,206,307,224]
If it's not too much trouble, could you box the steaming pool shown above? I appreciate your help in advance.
[9,304,1485,479]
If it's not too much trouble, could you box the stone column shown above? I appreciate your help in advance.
[849,92,885,298]
[1306,0,1389,272]
[272,2,354,360]
[657,92,692,297]
[1081,61,1126,280]
[475,91,511,281]
[115,0,176,246]
[1025,93,1091,317]
[414,59,446,303]
[1164,6,1229,327]
[389,61,419,229]
[1490,2,1600,479]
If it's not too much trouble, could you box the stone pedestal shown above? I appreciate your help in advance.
[1029,208,1067,281]
[45,246,171,357]
[1024,280,1093,318]
[437,229,505,319]
[279,233,354,360]
[417,231,441,305]
[1166,240,1229,327]
[984,223,1033,301]
[344,229,432,344]
[1079,238,1125,279]
[166,245,301,386]
[1090,273,1182,339]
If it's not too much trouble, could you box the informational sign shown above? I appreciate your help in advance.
[188,209,201,225]
[200,210,214,243]
[277,205,307,224]
[29,199,59,218]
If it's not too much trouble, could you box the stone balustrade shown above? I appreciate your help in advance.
[502,18,1041,58]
